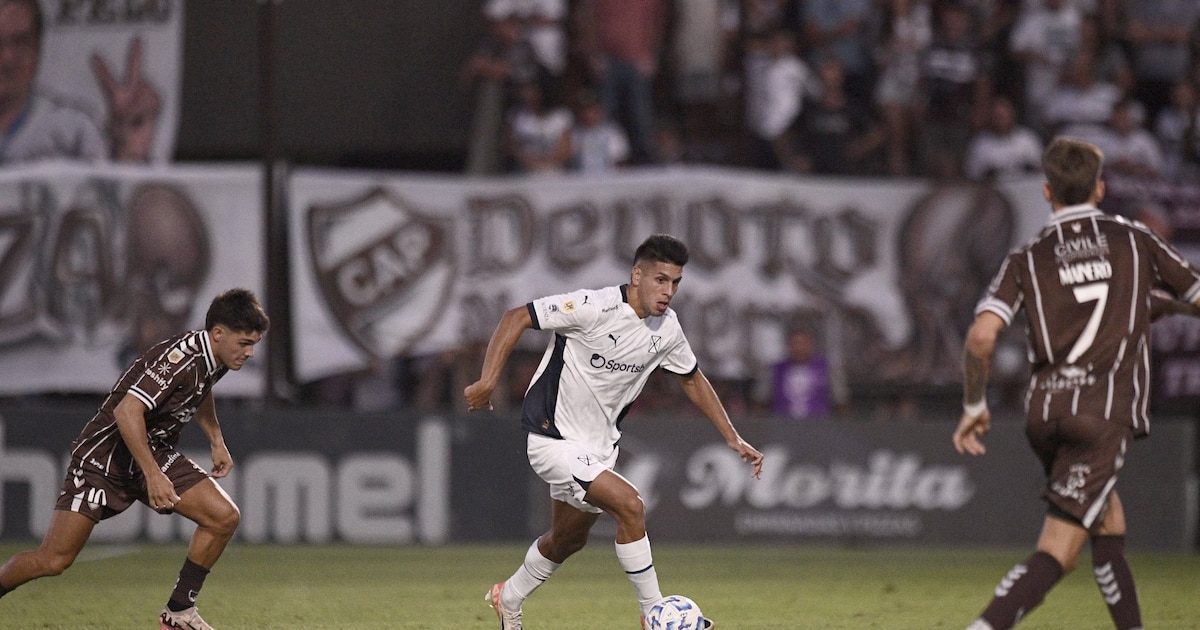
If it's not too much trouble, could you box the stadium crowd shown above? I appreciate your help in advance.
[464,0,1200,184]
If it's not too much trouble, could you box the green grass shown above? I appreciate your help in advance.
[0,543,1196,628]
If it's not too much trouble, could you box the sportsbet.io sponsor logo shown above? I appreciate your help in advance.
[590,353,645,373]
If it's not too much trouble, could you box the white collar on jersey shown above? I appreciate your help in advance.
[1048,203,1102,226]
[198,330,220,375]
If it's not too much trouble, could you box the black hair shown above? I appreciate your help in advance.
[633,234,689,267]
[205,288,269,334]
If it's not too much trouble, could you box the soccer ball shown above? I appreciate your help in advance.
[645,595,710,630]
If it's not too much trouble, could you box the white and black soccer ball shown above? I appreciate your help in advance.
[645,595,711,630]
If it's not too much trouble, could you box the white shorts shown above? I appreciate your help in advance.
[527,433,620,514]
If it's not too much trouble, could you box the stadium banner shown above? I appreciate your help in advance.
[287,167,1051,387]
[36,0,184,163]
[1,403,1193,550]
[0,161,266,396]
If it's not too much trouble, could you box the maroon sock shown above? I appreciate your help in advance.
[167,558,210,612]
[1092,535,1142,630]
[979,551,1063,629]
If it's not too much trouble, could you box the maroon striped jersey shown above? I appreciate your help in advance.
[67,330,227,478]
[976,205,1200,436]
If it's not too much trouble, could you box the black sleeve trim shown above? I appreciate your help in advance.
[526,302,540,330]
[664,362,700,378]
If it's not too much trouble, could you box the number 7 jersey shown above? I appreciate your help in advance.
[522,284,698,455]
[976,204,1200,435]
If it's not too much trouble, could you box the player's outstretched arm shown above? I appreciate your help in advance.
[679,368,764,479]
[115,395,180,510]
[194,394,232,478]
[1149,288,1200,321]
[465,305,534,412]
[954,312,1005,456]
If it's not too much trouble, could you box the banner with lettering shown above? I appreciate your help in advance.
[28,0,183,163]
[288,167,1050,386]
[0,161,265,395]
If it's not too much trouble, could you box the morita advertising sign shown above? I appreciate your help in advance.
[613,415,1196,551]
[0,403,1194,550]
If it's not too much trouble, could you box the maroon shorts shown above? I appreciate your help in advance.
[1025,413,1130,530]
[54,445,210,522]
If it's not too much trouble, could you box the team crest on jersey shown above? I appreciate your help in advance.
[648,335,662,353]
[167,349,184,364]
[563,300,576,313]
[307,188,455,358]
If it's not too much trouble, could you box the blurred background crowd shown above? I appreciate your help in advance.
[462,0,1200,185]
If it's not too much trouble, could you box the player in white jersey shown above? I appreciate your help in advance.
[466,234,764,629]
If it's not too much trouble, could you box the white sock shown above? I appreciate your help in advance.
[615,535,662,614]
[502,539,561,610]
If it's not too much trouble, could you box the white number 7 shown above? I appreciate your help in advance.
[1067,282,1108,364]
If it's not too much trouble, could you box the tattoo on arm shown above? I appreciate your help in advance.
[963,351,988,404]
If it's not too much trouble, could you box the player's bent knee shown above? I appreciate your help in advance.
[38,550,76,577]
[608,493,645,523]
[546,529,590,557]
[198,500,240,536]
[214,502,241,534]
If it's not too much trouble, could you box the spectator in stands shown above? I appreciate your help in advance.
[1125,0,1200,125]
[1072,98,1165,177]
[802,0,875,106]
[742,0,797,40]
[964,95,1044,182]
[0,0,161,163]
[505,80,573,173]
[972,0,1023,108]
[483,0,569,101]
[1008,0,1082,132]
[917,0,990,178]
[793,55,886,175]
[570,90,629,174]
[667,0,735,164]
[763,328,846,420]
[1104,98,1167,176]
[462,12,541,173]
[579,0,668,164]
[743,28,817,171]
[1075,12,1133,100]
[1154,79,1199,181]
[463,13,540,94]
[1040,51,1122,135]
[874,0,933,176]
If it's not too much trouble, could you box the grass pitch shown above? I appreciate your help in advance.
[0,542,1196,629]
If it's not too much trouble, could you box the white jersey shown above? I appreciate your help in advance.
[523,284,698,456]
[0,92,105,163]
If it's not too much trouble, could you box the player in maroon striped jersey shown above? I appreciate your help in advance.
[0,289,268,630]
[953,137,1200,630]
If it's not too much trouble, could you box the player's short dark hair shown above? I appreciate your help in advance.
[205,288,270,334]
[1043,137,1104,206]
[633,234,689,267]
